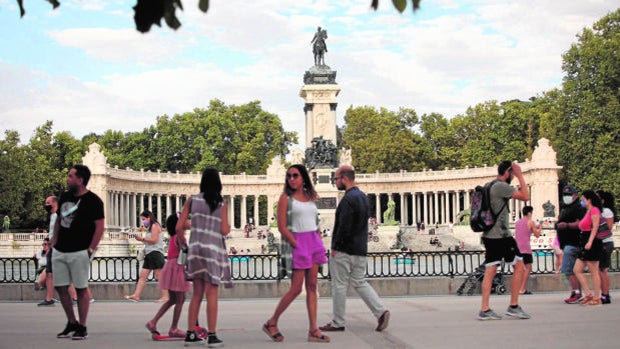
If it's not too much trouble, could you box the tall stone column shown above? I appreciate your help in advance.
[166,195,171,220]
[156,195,162,224]
[375,195,381,223]
[300,67,340,148]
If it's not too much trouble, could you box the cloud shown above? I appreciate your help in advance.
[1,0,618,147]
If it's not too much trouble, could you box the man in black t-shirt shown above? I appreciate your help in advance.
[555,184,586,304]
[51,164,104,340]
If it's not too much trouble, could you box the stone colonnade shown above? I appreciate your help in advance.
[82,138,561,231]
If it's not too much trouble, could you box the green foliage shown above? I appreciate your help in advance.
[557,9,620,195]
[340,106,430,173]
[17,0,421,32]
[92,100,297,175]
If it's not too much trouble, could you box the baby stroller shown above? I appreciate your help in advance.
[456,262,506,296]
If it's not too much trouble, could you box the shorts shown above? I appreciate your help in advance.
[578,232,603,262]
[561,245,579,276]
[45,249,53,273]
[142,251,165,270]
[291,231,327,270]
[599,240,614,270]
[51,248,90,289]
[482,237,523,267]
[522,253,533,265]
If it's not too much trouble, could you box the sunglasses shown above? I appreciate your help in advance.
[286,173,300,180]
[42,243,48,246]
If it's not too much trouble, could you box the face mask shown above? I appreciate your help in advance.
[580,200,586,208]
[562,196,574,205]
[44,205,53,213]
[141,220,149,228]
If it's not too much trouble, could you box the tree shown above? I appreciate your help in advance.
[340,106,430,173]
[558,9,620,195]
[92,100,297,175]
[16,0,421,33]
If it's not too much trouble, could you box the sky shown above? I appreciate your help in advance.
[1,0,618,150]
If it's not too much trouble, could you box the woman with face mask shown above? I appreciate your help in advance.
[125,210,168,303]
[572,190,604,306]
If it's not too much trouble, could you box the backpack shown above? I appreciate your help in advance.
[469,180,508,232]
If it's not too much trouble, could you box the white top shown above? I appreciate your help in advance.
[48,213,57,240]
[290,198,319,233]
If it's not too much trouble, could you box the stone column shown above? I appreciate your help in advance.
[412,193,418,226]
[138,193,144,218]
[254,196,259,226]
[156,195,162,224]
[176,196,181,214]
[166,195,171,221]
[241,195,247,227]
[375,195,381,223]
[300,67,340,147]
[148,194,153,213]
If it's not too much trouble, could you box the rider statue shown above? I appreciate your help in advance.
[311,26,328,66]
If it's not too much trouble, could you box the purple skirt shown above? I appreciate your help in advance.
[291,230,327,269]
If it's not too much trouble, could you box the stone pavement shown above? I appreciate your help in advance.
[1,292,618,349]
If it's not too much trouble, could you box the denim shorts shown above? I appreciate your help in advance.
[561,245,579,276]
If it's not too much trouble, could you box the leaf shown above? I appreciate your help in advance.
[199,0,209,13]
[392,0,406,13]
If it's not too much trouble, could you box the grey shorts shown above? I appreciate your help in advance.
[51,248,90,289]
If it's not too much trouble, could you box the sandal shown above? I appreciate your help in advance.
[124,295,139,303]
[584,298,602,306]
[168,328,186,338]
[579,294,593,304]
[145,320,157,334]
[262,322,284,342]
[308,329,330,343]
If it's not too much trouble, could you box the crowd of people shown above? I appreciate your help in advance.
[31,160,617,345]
[477,161,616,322]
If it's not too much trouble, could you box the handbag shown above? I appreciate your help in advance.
[596,221,612,239]
[279,196,294,278]
[137,248,145,261]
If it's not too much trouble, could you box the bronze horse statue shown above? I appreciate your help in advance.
[311,28,328,66]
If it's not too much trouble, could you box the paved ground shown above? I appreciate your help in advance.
[1,292,619,349]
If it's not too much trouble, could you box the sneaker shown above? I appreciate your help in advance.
[207,333,224,348]
[477,309,502,320]
[376,310,390,331]
[72,324,88,340]
[37,299,55,306]
[505,305,531,319]
[564,292,581,304]
[57,321,80,338]
[184,331,205,347]
[601,294,611,305]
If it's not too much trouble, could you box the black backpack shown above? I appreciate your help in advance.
[470,180,508,232]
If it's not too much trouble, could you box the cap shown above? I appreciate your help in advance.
[562,185,577,195]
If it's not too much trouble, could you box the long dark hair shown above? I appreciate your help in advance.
[139,210,159,231]
[200,168,223,211]
[582,190,603,212]
[165,214,178,236]
[283,164,317,201]
[597,190,617,220]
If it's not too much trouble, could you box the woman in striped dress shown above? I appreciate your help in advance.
[177,168,231,347]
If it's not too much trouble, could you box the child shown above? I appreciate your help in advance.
[551,234,563,274]
[145,214,190,338]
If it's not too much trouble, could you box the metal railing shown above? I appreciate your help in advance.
[2,248,619,283]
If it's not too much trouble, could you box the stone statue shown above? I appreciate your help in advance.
[290,148,304,165]
[267,231,278,253]
[305,136,338,169]
[542,200,555,218]
[3,216,10,233]
[382,200,398,225]
[390,228,408,250]
[456,209,470,225]
[311,26,328,66]
[339,147,352,167]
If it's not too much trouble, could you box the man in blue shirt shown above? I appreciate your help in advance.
[320,165,390,332]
